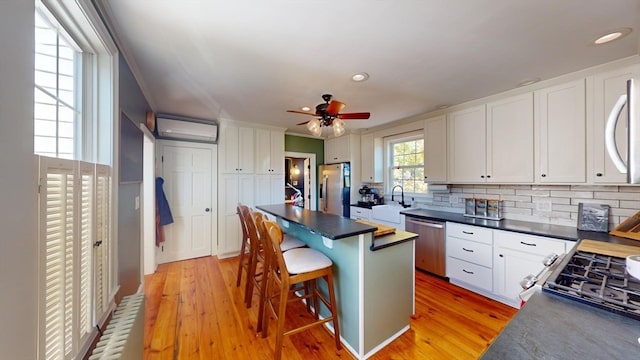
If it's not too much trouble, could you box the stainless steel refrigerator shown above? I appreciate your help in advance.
[319,163,351,217]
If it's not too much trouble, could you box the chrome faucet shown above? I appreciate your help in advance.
[391,185,408,207]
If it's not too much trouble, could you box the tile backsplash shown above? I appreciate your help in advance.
[418,184,640,228]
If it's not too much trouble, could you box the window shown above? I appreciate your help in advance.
[34,10,82,159]
[388,134,427,194]
[35,1,117,359]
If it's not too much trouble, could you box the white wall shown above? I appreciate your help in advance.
[0,1,38,359]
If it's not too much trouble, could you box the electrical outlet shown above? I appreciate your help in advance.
[535,199,552,212]
[450,195,459,204]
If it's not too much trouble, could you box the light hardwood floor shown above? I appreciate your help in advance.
[144,256,517,359]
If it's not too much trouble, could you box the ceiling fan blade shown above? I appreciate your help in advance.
[287,110,317,116]
[296,120,311,125]
[326,100,346,115]
[338,112,371,120]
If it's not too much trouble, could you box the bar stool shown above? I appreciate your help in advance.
[235,204,251,289]
[260,220,341,360]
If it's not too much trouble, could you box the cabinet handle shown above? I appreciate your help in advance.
[462,231,474,235]
[596,173,603,177]
[486,175,491,178]
[541,174,547,177]
[462,269,474,274]
[520,241,537,247]
[480,175,485,178]
[499,254,504,257]
[462,247,474,252]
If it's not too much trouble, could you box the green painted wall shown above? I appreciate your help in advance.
[285,134,325,165]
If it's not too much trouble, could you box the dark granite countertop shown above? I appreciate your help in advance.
[371,230,418,251]
[481,292,640,359]
[257,204,376,240]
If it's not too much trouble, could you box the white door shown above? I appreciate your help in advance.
[159,142,214,263]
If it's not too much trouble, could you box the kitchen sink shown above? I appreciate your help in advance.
[371,204,412,230]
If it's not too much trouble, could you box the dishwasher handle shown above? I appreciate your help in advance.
[406,218,444,229]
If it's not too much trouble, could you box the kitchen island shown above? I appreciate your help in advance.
[257,204,417,359]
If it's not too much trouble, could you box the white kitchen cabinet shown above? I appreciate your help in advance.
[255,128,285,175]
[424,115,447,183]
[446,222,494,292]
[590,65,640,183]
[325,134,353,164]
[492,230,568,308]
[535,79,586,183]
[350,206,372,221]
[447,94,533,183]
[217,173,254,257]
[220,124,255,174]
[447,106,487,182]
[486,93,534,183]
[254,173,285,206]
[360,133,383,182]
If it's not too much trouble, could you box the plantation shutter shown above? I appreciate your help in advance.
[78,162,94,344]
[39,157,75,360]
[94,164,112,319]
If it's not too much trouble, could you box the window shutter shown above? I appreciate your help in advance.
[94,164,112,319]
[39,157,75,360]
[78,162,94,344]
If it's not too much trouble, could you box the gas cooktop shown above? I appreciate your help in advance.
[543,249,640,321]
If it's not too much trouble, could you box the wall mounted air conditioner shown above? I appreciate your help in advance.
[156,114,219,144]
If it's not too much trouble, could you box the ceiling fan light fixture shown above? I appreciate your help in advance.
[307,118,322,136]
[351,72,369,82]
[593,28,632,45]
[301,106,311,112]
[332,118,346,137]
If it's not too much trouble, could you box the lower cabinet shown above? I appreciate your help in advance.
[446,223,494,293]
[350,206,372,221]
[218,174,254,258]
[493,231,568,307]
[444,222,572,308]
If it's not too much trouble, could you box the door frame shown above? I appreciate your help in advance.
[285,151,317,211]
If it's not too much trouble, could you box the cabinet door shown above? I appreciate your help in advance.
[591,65,639,183]
[493,247,550,307]
[269,131,285,174]
[237,127,255,173]
[218,174,254,257]
[254,128,271,174]
[325,136,350,164]
[535,79,586,183]
[255,174,285,206]
[424,115,447,183]
[447,105,487,182]
[486,93,534,183]
[360,133,383,182]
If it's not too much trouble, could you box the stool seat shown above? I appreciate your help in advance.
[283,248,332,274]
[280,234,306,252]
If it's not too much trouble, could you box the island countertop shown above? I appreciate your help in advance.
[257,204,376,240]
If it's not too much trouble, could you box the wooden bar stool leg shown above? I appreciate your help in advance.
[325,272,341,350]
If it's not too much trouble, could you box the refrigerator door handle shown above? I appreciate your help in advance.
[605,93,628,174]
[323,175,329,212]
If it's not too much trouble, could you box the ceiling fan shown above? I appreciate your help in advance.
[287,94,370,136]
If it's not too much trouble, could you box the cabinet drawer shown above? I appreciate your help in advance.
[447,237,493,268]
[350,207,372,220]
[493,230,566,255]
[446,257,493,292]
[446,222,493,245]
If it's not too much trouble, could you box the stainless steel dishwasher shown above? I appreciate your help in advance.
[405,217,446,277]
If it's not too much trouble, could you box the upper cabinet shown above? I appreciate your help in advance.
[447,105,487,182]
[486,93,534,183]
[448,94,533,183]
[325,135,352,164]
[535,79,586,183]
[589,65,640,183]
[361,133,383,183]
[424,115,447,183]
[255,128,285,174]
[220,124,254,174]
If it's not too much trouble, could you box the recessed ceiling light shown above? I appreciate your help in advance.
[351,72,369,82]
[518,77,541,87]
[301,106,311,112]
[593,28,632,45]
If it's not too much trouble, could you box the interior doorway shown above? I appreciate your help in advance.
[285,152,316,210]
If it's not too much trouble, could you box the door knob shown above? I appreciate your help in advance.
[205,208,210,212]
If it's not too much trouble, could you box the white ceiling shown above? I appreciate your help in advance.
[97,0,640,135]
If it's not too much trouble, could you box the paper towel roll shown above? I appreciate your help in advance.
[627,255,640,280]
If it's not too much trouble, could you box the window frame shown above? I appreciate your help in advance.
[384,130,426,195]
